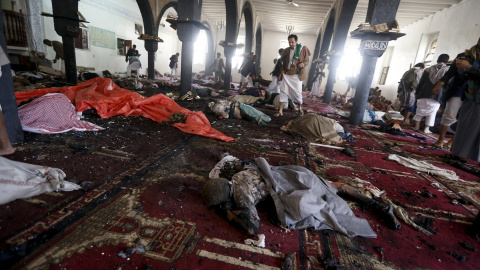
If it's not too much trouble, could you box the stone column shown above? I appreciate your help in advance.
[349,0,403,125]
[349,49,382,125]
[0,1,23,143]
[144,39,158,80]
[322,0,359,104]
[51,0,80,84]
[177,0,201,96]
[223,0,238,91]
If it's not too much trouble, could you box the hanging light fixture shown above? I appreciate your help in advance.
[286,25,294,35]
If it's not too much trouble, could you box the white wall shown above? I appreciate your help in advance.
[373,0,480,101]
[40,0,181,76]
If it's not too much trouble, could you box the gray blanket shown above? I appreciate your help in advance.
[249,158,377,238]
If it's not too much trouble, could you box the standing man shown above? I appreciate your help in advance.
[169,53,180,81]
[433,37,480,148]
[238,52,254,90]
[127,52,142,77]
[43,39,64,74]
[239,54,258,91]
[266,48,284,94]
[210,52,225,82]
[311,59,326,98]
[276,34,311,116]
[412,54,450,133]
[125,44,137,62]
[398,63,424,124]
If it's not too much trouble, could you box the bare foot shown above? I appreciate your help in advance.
[433,141,444,148]
[273,112,283,117]
[0,147,15,156]
[445,139,453,148]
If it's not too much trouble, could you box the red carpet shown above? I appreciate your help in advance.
[1,90,479,269]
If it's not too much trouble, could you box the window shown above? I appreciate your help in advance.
[135,23,143,36]
[232,35,246,70]
[75,28,89,49]
[117,38,132,56]
[378,67,389,85]
[193,30,207,65]
[424,37,438,64]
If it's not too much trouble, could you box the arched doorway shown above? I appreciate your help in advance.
[307,33,322,89]
[240,1,254,54]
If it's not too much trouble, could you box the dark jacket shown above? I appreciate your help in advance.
[169,55,179,68]
[125,48,136,62]
[240,59,257,77]
[272,58,283,77]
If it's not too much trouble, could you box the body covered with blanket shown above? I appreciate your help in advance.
[203,155,376,238]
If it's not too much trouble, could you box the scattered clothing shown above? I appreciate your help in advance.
[388,154,461,181]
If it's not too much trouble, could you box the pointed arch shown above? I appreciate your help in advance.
[307,33,322,89]
[155,1,178,36]
[136,0,156,36]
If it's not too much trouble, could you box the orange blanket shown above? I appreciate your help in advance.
[15,78,234,142]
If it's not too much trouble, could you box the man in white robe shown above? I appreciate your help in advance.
[276,34,310,116]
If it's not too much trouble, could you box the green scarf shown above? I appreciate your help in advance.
[293,43,302,59]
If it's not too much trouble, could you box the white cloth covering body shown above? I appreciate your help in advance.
[0,156,81,204]
[18,93,103,134]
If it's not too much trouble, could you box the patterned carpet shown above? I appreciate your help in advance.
[1,89,479,269]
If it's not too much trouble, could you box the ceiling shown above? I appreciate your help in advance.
[201,0,463,36]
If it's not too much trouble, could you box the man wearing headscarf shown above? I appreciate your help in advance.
[413,54,450,133]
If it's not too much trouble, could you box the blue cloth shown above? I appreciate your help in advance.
[405,104,415,112]
[238,103,271,126]
[128,56,141,66]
